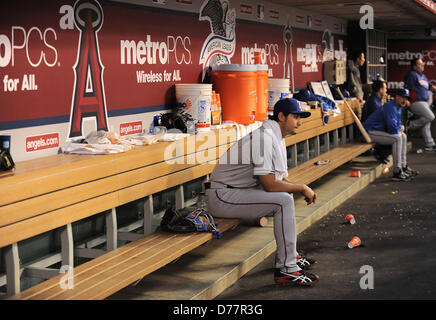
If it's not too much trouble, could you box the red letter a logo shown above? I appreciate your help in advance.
[69,0,108,138]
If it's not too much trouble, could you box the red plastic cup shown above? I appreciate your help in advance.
[348,236,361,248]
[350,170,360,177]
[345,214,356,225]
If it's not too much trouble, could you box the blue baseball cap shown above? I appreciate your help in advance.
[396,88,410,98]
[273,98,311,119]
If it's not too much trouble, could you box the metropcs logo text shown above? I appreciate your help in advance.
[388,50,436,63]
[240,43,280,65]
[121,35,192,65]
[0,27,58,68]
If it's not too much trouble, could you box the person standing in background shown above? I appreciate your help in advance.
[404,58,436,151]
[346,50,366,119]
[346,50,365,103]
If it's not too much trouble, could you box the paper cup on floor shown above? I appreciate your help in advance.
[348,236,361,248]
[345,214,356,225]
[350,170,360,178]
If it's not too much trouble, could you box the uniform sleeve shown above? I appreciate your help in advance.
[424,75,431,91]
[252,130,275,176]
[350,71,359,97]
[404,71,417,90]
[346,61,358,97]
[365,95,380,118]
[383,103,400,135]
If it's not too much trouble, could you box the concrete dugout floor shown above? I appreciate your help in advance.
[217,146,436,300]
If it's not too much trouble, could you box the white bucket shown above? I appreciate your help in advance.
[175,83,212,132]
[268,78,291,111]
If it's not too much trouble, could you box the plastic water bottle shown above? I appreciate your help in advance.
[149,115,162,134]
[186,119,196,134]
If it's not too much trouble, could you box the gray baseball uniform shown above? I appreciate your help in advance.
[408,94,435,148]
[206,126,301,273]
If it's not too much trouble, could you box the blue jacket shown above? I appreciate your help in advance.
[404,70,431,102]
[363,93,383,121]
[363,100,402,135]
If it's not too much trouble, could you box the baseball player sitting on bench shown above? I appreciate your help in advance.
[363,88,419,181]
[205,98,319,286]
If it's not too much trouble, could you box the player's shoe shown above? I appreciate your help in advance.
[274,269,319,286]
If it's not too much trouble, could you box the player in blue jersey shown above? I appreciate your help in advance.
[404,58,436,151]
[363,89,418,181]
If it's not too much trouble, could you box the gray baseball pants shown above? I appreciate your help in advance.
[409,93,435,147]
[206,185,301,273]
[368,130,407,169]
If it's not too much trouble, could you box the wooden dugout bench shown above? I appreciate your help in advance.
[1,98,372,300]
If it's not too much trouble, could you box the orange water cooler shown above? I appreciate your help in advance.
[211,64,258,125]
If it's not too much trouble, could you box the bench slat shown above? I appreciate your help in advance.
[0,193,118,248]
[51,233,214,300]
[285,113,353,147]
[33,233,192,300]
[117,162,216,205]
[12,232,167,299]
[288,143,373,185]
[10,218,239,300]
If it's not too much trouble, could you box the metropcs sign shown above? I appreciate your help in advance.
[120,35,192,65]
[387,42,436,89]
[388,50,436,65]
[0,27,58,68]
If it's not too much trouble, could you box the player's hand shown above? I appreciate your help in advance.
[302,185,316,205]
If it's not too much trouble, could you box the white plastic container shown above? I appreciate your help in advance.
[175,83,212,132]
[268,78,291,111]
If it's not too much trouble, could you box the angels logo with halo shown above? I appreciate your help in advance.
[68,0,109,138]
